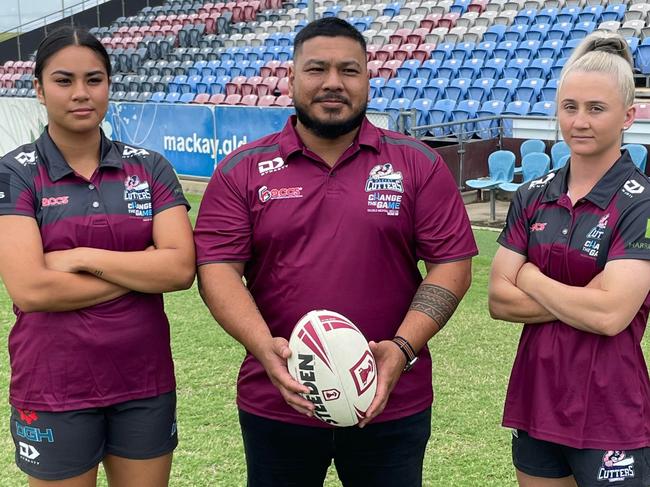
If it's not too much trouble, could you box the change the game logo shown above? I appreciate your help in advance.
[124,175,152,219]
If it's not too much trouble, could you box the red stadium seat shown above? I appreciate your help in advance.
[413,43,436,62]
[439,13,460,29]
[635,103,650,120]
[225,75,248,95]
[241,76,263,96]
[239,94,258,106]
[257,76,279,96]
[366,44,381,61]
[407,28,430,45]
[394,44,417,61]
[273,94,292,107]
[223,93,242,105]
[375,44,399,62]
[257,95,276,106]
[367,60,384,78]
[275,61,293,79]
[421,13,442,30]
[260,60,281,78]
[378,59,403,79]
[192,93,211,104]
[389,29,412,46]
[207,93,226,104]
[468,0,488,14]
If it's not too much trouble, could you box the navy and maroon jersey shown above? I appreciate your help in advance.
[498,151,650,450]
[0,128,189,411]
[195,116,478,427]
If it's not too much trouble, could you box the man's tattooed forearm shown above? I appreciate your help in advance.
[409,284,459,330]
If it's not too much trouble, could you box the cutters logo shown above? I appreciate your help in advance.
[350,351,376,396]
[258,185,303,203]
[582,213,609,257]
[15,151,37,166]
[41,196,69,207]
[18,442,39,461]
[18,409,38,425]
[530,222,547,232]
[623,179,645,197]
[258,157,286,176]
[122,145,149,158]
[365,163,404,193]
[597,451,635,483]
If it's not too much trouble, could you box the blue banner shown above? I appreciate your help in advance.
[103,103,293,178]
[213,106,292,165]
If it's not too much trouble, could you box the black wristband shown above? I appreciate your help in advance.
[391,336,418,372]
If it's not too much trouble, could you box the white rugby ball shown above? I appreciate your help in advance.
[287,310,377,427]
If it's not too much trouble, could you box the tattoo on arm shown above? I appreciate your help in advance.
[93,269,104,278]
[409,284,459,330]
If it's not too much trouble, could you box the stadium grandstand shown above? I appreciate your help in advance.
[2,0,650,207]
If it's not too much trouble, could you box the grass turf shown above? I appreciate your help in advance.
[0,194,533,486]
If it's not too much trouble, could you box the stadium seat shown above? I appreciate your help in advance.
[637,45,650,75]
[526,23,550,41]
[416,59,441,81]
[530,101,556,117]
[423,78,449,103]
[368,97,390,112]
[499,152,550,192]
[514,40,540,59]
[635,103,650,120]
[475,100,505,139]
[551,141,570,168]
[445,78,471,101]
[207,93,226,104]
[622,144,648,173]
[402,78,428,99]
[429,98,457,136]
[451,99,481,138]
[191,93,211,104]
[409,98,435,136]
[504,58,530,78]
[480,58,506,79]
[164,92,181,103]
[370,77,387,98]
[458,58,483,79]
[492,78,520,103]
[516,78,544,104]
[518,138,547,173]
[466,150,516,221]
[180,92,196,103]
[502,100,531,136]
[240,94,259,106]
[273,94,292,107]
[468,78,495,104]
[386,98,412,130]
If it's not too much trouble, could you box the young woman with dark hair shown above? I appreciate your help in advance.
[0,26,195,487]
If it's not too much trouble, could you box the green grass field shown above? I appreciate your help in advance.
[0,194,531,486]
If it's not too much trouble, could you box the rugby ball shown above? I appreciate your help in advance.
[287,310,377,427]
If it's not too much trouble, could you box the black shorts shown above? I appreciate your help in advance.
[512,429,650,486]
[239,408,431,487]
[10,391,178,481]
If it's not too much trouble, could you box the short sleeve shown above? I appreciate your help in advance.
[414,153,478,263]
[0,160,36,218]
[608,199,650,262]
[497,189,529,256]
[151,154,190,215]
[194,166,252,265]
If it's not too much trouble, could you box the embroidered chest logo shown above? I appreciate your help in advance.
[15,151,37,166]
[365,163,404,193]
[528,172,555,189]
[258,185,303,203]
[597,451,635,483]
[622,179,645,198]
[124,175,152,218]
[122,146,149,158]
[530,222,547,232]
[582,213,609,257]
[258,157,286,176]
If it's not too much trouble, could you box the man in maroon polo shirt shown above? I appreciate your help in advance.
[194,17,477,487]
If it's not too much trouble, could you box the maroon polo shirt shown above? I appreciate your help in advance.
[498,151,650,449]
[0,128,189,411]
[195,116,477,426]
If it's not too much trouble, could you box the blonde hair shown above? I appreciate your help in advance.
[558,32,635,107]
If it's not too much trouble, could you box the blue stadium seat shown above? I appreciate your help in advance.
[550,58,567,79]
[431,42,455,63]
[627,37,640,58]
[423,78,449,102]
[429,99,457,136]
[458,58,483,79]
[451,99,481,138]
[504,58,530,79]
[493,40,517,61]
[516,78,545,104]
[466,150,516,221]
[538,39,563,59]
[514,9,537,25]
[168,75,188,93]
[368,97,390,112]
[369,77,387,98]
[416,59,441,81]
[504,24,528,42]
[579,5,603,23]
[536,7,558,25]
[560,38,580,57]
[602,4,625,22]
[396,59,422,81]
[180,92,196,103]
[450,0,471,15]
[554,154,570,170]
[386,98,412,130]
[500,152,550,192]
[476,100,505,139]
[473,41,496,61]
[514,40,540,59]
[402,78,428,99]
[437,58,462,79]
[187,75,202,93]
[409,98,435,136]
[445,78,471,100]
[551,141,570,168]
[188,60,207,77]
[381,77,407,100]
[164,92,181,103]
[530,101,557,117]
[492,78,520,103]
[468,78,495,104]
[480,58,506,79]
[525,58,553,79]
[451,42,476,62]
[622,144,648,172]
[483,24,507,43]
[519,139,547,174]
[202,60,220,77]
[198,75,216,94]
[557,6,581,24]
[570,21,596,40]
[525,23,550,42]
[502,100,532,136]
[547,22,572,41]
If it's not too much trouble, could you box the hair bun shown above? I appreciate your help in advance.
[592,36,628,55]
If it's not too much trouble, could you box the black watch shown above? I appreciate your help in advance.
[391,336,418,372]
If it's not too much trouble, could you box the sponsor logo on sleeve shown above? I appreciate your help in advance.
[365,163,404,193]
[258,157,286,176]
[14,151,37,166]
[122,145,150,158]
[597,451,635,483]
[622,179,645,198]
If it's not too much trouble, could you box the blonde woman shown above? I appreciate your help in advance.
[489,33,650,486]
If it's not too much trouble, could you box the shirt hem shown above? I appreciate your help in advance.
[10,384,176,412]
[418,249,479,264]
[503,419,650,450]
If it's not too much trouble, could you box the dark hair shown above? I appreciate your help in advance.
[35,26,111,82]
[294,17,366,57]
